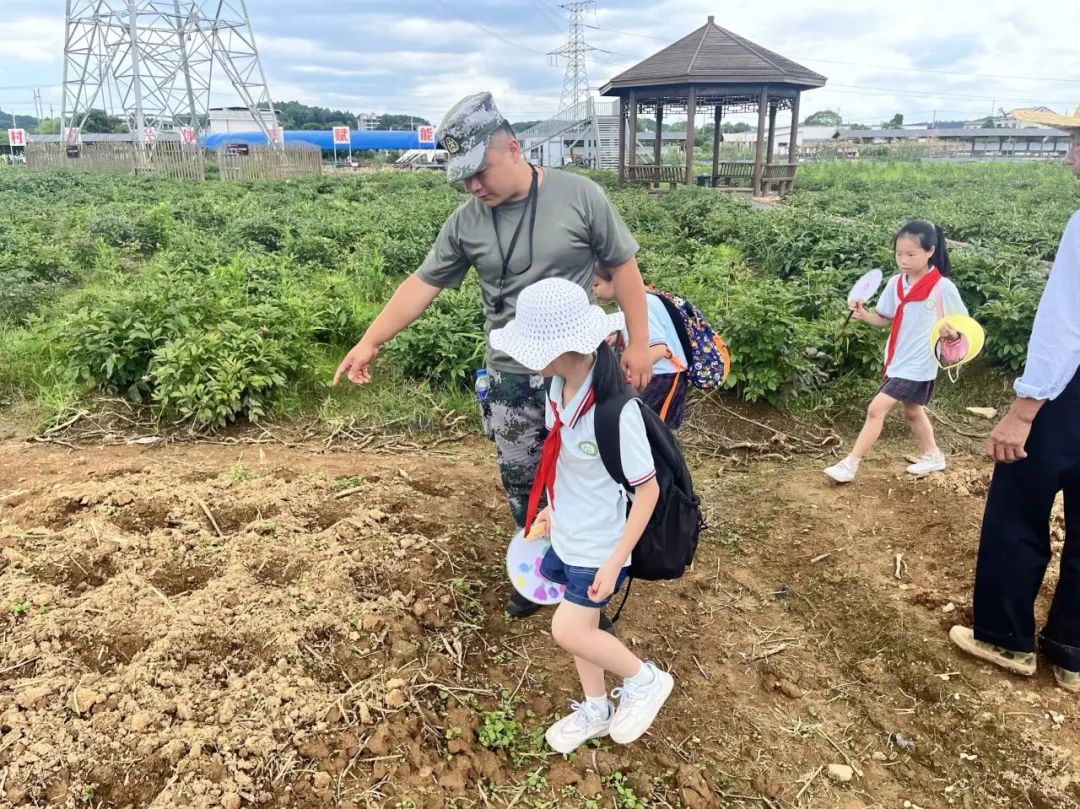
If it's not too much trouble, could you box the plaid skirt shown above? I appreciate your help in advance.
[879,376,935,405]
[641,372,689,428]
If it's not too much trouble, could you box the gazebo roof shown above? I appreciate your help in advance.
[600,17,827,94]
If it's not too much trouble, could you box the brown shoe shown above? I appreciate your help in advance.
[1052,665,1080,692]
[949,626,1036,675]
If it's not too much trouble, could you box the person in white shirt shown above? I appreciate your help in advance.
[824,219,968,483]
[593,264,691,427]
[950,123,1080,690]
[490,278,675,755]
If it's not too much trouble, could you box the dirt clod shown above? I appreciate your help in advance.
[828,764,854,783]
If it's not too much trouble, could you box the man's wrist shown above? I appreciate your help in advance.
[1009,397,1043,423]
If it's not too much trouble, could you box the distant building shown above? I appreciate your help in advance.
[357,113,378,131]
[963,108,1059,130]
[208,106,278,133]
[1003,107,1060,129]
[834,126,1071,156]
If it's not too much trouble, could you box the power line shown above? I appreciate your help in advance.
[432,0,547,55]
[584,23,666,41]
[0,83,62,92]
[527,0,562,30]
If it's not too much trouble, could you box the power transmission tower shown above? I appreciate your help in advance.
[549,1,595,112]
[61,1,279,144]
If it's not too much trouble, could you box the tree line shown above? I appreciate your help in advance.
[0,101,432,143]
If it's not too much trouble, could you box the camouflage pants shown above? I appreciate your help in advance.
[481,369,548,529]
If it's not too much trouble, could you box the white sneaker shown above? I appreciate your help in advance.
[907,451,946,476]
[824,457,859,483]
[609,662,674,745]
[545,700,612,754]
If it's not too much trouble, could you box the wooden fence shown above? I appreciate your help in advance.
[216,145,322,181]
[24,140,204,180]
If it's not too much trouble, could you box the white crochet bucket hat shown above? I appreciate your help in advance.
[490,278,624,372]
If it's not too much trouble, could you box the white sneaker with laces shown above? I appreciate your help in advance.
[907,451,946,476]
[609,662,674,745]
[824,457,860,483]
[545,700,612,754]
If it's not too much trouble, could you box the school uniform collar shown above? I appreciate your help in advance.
[898,266,940,292]
[549,366,596,429]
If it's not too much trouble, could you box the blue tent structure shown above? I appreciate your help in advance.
[201,129,434,151]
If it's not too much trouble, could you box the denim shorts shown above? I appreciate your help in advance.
[540,546,630,609]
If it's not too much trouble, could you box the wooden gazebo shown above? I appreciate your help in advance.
[599,17,826,196]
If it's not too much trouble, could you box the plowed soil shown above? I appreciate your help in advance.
[1,423,1075,809]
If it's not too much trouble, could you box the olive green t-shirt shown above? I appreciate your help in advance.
[416,168,639,375]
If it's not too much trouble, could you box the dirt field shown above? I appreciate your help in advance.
[0,409,1076,809]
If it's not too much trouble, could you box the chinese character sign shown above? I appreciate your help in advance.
[268,127,282,145]
[180,127,197,145]
[417,125,435,146]
[333,126,350,145]
[65,127,81,146]
[7,129,26,147]
[143,127,157,145]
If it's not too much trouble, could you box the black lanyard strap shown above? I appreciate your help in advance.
[491,165,539,314]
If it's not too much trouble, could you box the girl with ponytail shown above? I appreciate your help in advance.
[824,220,969,483]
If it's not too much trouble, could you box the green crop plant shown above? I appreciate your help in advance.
[0,163,1072,428]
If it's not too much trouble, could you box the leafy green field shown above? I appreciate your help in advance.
[0,162,1075,429]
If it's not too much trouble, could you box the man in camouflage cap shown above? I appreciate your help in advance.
[335,91,653,625]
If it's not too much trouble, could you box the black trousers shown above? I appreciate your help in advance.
[973,370,1080,669]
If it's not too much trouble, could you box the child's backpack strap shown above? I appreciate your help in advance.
[647,290,696,366]
[595,389,634,492]
[595,390,639,624]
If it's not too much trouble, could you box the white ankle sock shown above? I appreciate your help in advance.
[585,695,611,717]
[626,662,656,688]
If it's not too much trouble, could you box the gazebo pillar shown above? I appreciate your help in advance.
[685,85,697,185]
[788,91,801,164]
[752,86,769,196]
[711,104,722,187]
[653,100,663,165]
[617,94,627,184]
[628,90,638,167]
[766,103,778,164]
[765,102,778,195]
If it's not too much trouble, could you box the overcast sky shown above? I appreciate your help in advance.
[2,0,1078,128]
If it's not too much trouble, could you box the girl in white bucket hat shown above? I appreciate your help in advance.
[490,278,675,754]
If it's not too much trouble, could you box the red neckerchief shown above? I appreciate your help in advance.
[883,267,942,377]
[524,386,596,536]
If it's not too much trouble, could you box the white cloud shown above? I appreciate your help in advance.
[290,65,391,78]
[1,16,63,64]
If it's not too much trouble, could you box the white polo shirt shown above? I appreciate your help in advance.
[619,294,689,375]
[545,368,656,569]
[876,273,968,382]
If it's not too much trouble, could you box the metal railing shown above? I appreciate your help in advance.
[517,99,595,144]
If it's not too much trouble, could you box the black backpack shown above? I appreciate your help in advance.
[591,345,705,619]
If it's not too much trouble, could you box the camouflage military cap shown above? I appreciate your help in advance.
[436,91,510,184]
